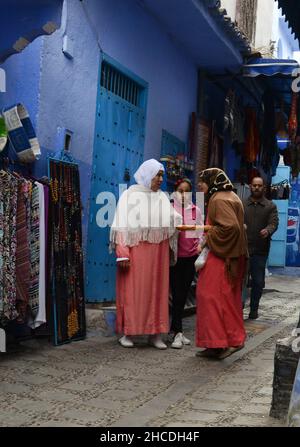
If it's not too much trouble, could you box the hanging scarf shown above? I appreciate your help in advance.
[110,159,182,260]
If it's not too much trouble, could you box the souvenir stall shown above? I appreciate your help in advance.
[0,104,86,351]
[0,166,50,352]
[244,59,300,268]
[186,58,300,268]
[188,58,298,195]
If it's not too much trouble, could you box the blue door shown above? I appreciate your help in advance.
[268,165,290,267]
[86,55,148,302]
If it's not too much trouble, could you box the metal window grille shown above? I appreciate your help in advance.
[100,61,141,107]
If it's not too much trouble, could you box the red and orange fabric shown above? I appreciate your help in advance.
[244,108,260,163]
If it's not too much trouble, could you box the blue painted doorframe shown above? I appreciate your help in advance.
[85,54,148,303]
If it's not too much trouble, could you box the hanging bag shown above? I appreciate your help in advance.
[2,103,41,163]
[194,246,210,272]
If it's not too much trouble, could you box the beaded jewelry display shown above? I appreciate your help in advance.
[49,158,86,345]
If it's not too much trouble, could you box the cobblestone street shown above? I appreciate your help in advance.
[0,274,299,427]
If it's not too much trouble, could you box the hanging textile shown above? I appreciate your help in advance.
[49,158,86,345]
[292,141,300,178]
[28,182,46,329]
[223,89,245,149]
[0,167,49,329]
[260,90,279,176]
[188,112,197,161]
[288,93,299,143]
[2,104,41,163]
[15,179,31,323]
[28,183,40,320]
[194,118,211,182]
[275,102,288,140]
[244,108,260,163]
[0,170,18,324]
[208,120,223,169]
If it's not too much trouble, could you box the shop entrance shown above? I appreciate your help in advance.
[86,55,148,302]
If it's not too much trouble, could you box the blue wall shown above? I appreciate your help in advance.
[0,0,63,64]
[36,0,198,249]
[0,37,43,128]
[0,0,198,252]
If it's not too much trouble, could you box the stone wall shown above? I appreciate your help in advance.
[270,335,300,420]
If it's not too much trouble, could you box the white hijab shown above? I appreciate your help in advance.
[110,159,182,260]
[134,159,164,188]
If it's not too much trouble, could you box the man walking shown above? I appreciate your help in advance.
[243,177,279,319]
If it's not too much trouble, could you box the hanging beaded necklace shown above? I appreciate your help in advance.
[49,159,84,344]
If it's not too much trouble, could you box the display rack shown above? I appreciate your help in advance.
[47,150,86,346]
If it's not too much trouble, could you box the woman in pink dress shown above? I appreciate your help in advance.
[196,168,248,360]
[110,159,181,349]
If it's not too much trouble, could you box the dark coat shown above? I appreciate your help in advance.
[243,196,279,256]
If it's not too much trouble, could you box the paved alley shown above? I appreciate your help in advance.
[0,274,299,428]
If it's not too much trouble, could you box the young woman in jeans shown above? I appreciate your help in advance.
[170,178,203,349]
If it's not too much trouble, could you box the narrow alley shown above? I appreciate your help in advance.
[0,273,299,428]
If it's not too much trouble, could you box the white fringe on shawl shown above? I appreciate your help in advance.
[110,185,182,264]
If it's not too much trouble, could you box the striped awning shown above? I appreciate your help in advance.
[243,58,299,77]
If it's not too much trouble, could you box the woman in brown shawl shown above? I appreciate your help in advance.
[196,168,248,359]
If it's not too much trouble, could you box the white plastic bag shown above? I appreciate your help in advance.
[288,358,300,427]
[195,246,210,272]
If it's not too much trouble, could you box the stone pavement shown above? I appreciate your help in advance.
[0,274,299,427]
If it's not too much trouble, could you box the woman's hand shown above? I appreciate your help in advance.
[197,244,203,255]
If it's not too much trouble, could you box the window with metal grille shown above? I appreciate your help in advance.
[100,61,141,107]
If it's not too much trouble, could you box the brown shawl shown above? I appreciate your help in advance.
[206,191,248,283]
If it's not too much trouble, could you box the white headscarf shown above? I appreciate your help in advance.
[134,159,164,189]
[110,159,182,263]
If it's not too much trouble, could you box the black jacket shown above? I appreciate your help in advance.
[243,196,279,256]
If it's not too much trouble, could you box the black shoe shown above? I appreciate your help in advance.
[249,310,259,320]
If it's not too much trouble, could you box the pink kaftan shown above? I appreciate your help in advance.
[116,240,170,336]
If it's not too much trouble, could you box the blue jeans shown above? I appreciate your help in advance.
[249,255,268,312]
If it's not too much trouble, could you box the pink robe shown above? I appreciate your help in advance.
[116,240,170,335]
[196,251,246,349]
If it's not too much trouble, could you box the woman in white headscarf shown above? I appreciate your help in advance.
[110,159,181,349]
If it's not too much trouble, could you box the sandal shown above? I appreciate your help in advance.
[195,348,224,358]
[217,345,244,360]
